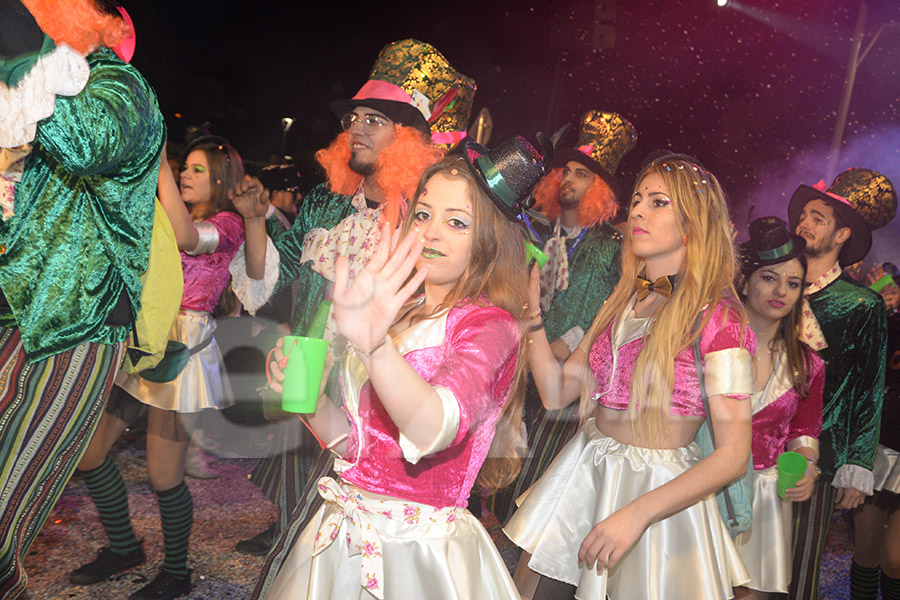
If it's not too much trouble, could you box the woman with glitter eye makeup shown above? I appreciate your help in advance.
[67,138,246,599]
[506,153,755,600]
[732,217,823,600]
[257,142,543,600]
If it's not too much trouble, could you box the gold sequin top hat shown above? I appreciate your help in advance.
[553,110,638,194]
[429,69,476,150]
[788,167,897,266]
[330,39,468,137]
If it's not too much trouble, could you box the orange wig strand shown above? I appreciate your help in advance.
[314,127,444,227]
[532,167,617,227]
[22,0,131,55]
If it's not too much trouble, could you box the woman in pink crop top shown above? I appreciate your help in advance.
[67,138,246,598]
[733,217,823,599]
[505,152,754,600]
[257,141,543,600]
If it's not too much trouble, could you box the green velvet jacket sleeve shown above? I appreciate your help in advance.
[0,48,164,360]
[542,223,623,342]
[269,183,354,296]
[812,277,888,477]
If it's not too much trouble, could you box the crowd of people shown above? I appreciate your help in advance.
[1,2,898,600]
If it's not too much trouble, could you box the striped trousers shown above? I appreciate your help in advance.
[788,477,838,600]
[0,328,123,600]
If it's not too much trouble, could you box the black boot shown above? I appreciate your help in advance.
[235,522,278,556]
[128,569,192,600]
[68,543,146,585]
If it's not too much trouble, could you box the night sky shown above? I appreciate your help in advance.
[125,0,900,264]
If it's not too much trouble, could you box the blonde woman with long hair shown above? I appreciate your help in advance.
[506,153,754,600]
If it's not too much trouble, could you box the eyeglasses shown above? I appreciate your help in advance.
[340,113,392,135]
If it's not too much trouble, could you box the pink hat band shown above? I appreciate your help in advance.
[352,79,416,109]
[813,179,852,208]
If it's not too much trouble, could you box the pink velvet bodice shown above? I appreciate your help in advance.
[180,211,244,313]
[751,351,824,469]
[340,302,520,508]
[588,299,755,416]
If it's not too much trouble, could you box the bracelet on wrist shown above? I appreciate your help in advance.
[353,335,391,358]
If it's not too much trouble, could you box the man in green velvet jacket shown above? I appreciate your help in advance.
[786,169,894,600]
[0,2,164,596]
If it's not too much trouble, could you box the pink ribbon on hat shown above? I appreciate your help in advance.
[812,179,853,208]
[578,144,595,157]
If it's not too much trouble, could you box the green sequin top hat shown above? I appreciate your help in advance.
[553,110,638,193]
[739,216,806,275]
[789,167,897,266]
[464,136,547,221]
[330,39,468,137]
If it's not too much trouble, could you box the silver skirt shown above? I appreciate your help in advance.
[873,444,900,494]
[504,419,749,600]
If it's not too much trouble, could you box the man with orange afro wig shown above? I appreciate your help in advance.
[227,39,473,563]
[0,1,164,597]
[489,110,638,524]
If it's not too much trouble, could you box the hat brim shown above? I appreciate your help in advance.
[329,98,430,135]
[462,139,522,221]
[738,232,807,272]
[788,185,872,266]
[553,147,619,198]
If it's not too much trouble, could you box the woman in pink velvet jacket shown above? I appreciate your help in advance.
[259,142,544,600]
[733,217,824,599]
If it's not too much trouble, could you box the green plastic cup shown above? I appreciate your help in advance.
[776,451,807,499]
[524,241,549,269]
[280,336,329,414]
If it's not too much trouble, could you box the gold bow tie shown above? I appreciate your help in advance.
[635,274,676,301]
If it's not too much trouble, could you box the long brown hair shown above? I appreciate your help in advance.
[398,155,530,491]
[181,142,244,218]
[579,155,745,443]
[739,255,814,397]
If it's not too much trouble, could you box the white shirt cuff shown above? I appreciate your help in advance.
[831,464,875,495]
[228,236,280,315]
[398,386,460,465]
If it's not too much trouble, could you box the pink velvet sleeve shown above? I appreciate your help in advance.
[787,352,825,443]
[699,302,756,357]
[209,211,245,253]
[427,306,520,447]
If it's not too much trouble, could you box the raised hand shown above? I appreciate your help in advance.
[333,220,429,353]
[229,175,269,219]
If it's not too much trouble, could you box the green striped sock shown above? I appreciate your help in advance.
[156,481,193,577]
[850,561,880,600]
[79,457,139,555]
[883,572,900,600]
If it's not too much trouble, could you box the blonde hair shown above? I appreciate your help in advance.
[578,156,744,443]
[398,155,529,490]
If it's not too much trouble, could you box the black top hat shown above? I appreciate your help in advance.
[463,136,547,221]
[259,163,301,192]
[788,181,872,267]
[739,216,806,275]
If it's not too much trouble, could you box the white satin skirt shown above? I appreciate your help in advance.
[873,444,900,494]
[733,466,792,593]
[504,420,749,600]
[116,310,234,413]
[264,478,520,600]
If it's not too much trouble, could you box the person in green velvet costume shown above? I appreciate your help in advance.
[227,40,472,562]
[488,110,636,524]
[785,168,896,600]
[0,1,164,597]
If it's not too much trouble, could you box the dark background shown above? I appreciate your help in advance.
[125,0,900,263]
